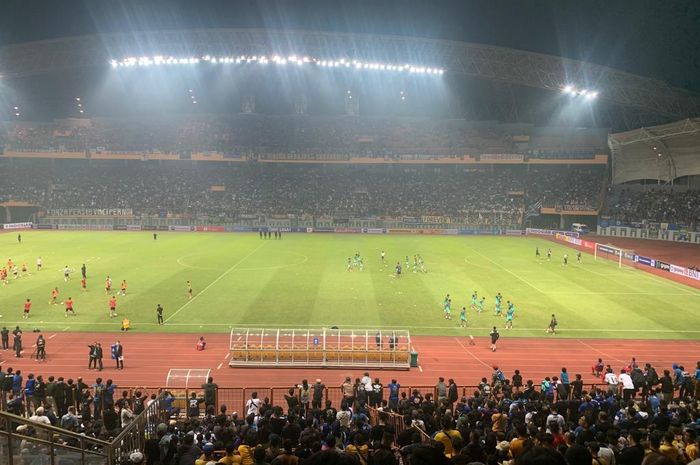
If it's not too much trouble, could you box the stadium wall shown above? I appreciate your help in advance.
[551,231,700,287]
[31,222,524,236]
[596,225,700,245]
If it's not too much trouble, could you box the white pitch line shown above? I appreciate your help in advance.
[7,321,700,333]
[217,362,223,370]
[48,334,56,339]
[418,365,423,372]
[543,292,698,296]
[165,242,267,322]
[466,246,546,294]
[223,353,230,360]
[454,337,493,369]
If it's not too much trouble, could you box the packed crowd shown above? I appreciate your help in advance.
[528,167,606,212]
[0,116,605,158]
[3,358,699,465]
[604,188,700,227]
[0,160,604,223]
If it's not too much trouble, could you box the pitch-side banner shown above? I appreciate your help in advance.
[3,222,33,230]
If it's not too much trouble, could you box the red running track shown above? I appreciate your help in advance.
[1,332,698,388]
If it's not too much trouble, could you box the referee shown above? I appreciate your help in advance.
[156,304,164,325]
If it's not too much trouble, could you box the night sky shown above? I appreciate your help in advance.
[1,0,699,92]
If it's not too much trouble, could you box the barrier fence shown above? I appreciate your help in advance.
[130,383,607,418]
[0,391,168,465]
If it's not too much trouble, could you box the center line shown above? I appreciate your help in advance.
[165,242,266,322]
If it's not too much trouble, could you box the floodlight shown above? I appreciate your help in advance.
[563,85,573,94]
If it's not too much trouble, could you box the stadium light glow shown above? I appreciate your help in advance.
[108,54,445,76]
[561,85,600,100]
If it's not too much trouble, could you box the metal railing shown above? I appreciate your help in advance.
[0,392,168,465]
[0,411,111,465]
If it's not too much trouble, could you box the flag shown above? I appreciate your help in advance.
[525,199,543,219]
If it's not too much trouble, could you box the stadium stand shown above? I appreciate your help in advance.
[1,362,698,465]
[0,159,606,225]
[603,186,700,227]
[0,116,607,159]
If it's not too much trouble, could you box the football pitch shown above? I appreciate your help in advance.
[0,231,699,339]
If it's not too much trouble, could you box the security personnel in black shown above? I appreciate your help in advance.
[1,327,8,349]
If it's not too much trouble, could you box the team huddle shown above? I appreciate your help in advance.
[441,290,520,330]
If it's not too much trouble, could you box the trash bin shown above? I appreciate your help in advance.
[410,351,419,368]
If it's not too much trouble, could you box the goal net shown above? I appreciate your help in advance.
[594,243,636,268]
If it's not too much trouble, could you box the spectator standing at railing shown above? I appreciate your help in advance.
[660,370,674,402]
[202,377,218,412]
[311,379,325,410]
[387,379,400,411]
[341,377,354,407]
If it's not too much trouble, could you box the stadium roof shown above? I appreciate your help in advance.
[609,118,700,184]
[1,29,699,126]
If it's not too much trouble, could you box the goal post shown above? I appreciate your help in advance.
[594,243,636,268]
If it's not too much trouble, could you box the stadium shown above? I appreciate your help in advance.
[0,2,699,464]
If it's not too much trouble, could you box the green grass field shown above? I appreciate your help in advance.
[0,231,698,339]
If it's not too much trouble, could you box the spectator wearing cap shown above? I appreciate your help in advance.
[128,451,144,465]
[29,406,51,427]
[195,443,216,465]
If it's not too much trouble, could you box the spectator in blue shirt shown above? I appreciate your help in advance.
[387,379,400,411]
[12,370,22,395]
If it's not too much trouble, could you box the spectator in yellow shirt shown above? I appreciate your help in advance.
[433,415,462,457]
[658,432,680,463]
[510,424,529,459]
[218,445,241,465]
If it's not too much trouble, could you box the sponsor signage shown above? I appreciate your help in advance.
[47,208,134,216]
[2,222,33,230]
[669,264,686,276]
